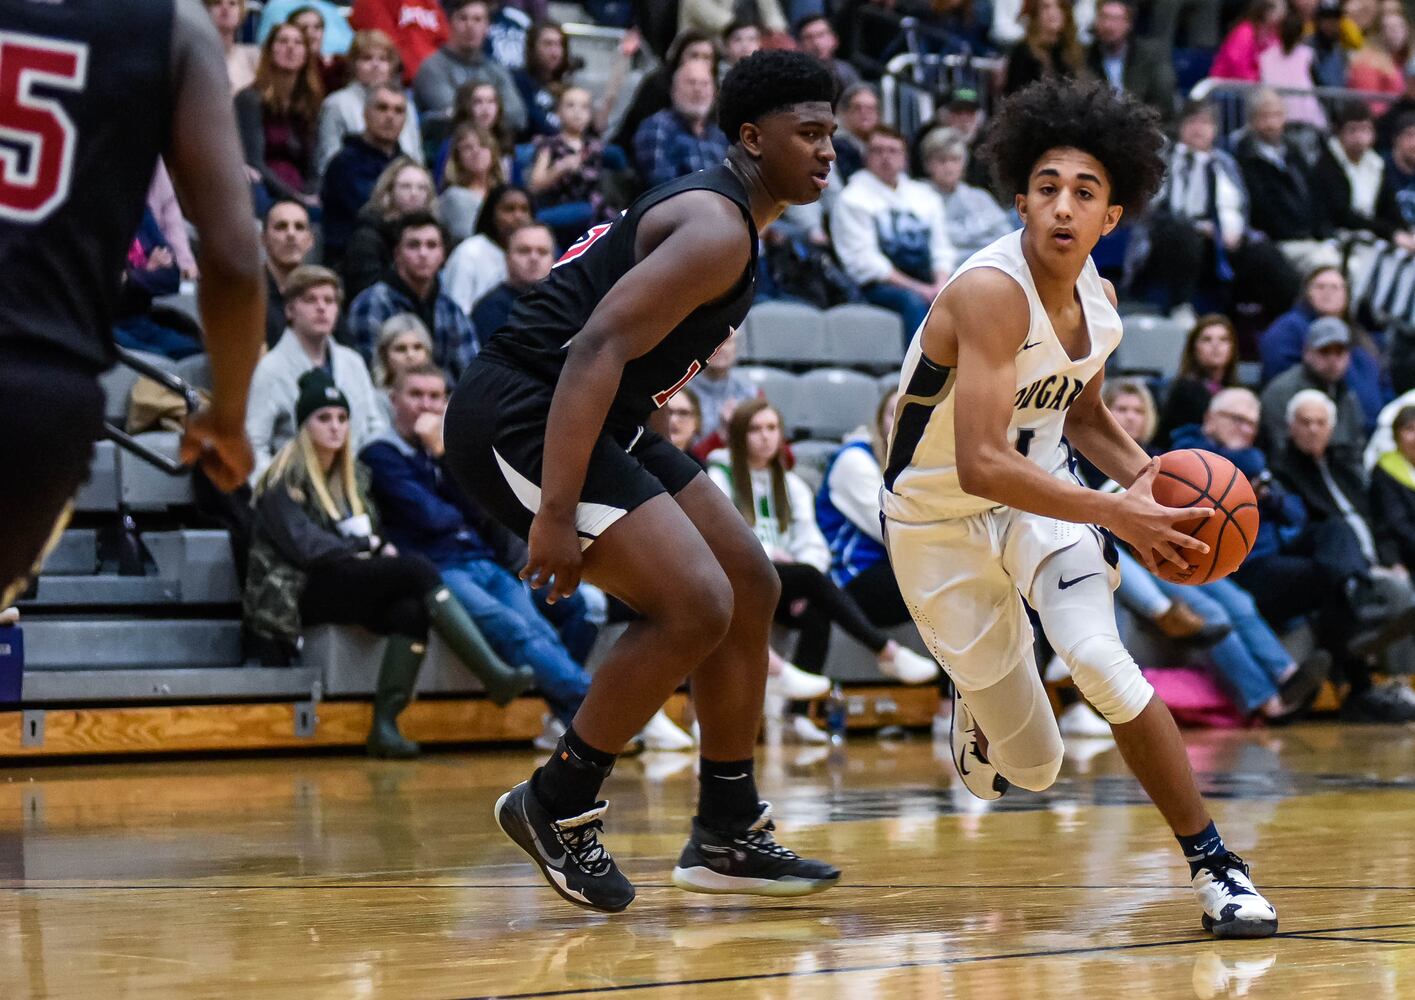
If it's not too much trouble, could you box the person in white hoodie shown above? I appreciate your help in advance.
[708,399,938,742]
[831,125,957,345]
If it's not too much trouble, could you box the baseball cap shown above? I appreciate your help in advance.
[1305,316,1350,351]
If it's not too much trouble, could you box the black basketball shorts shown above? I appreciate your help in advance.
[443,358,704,546]
[0,341,107,606]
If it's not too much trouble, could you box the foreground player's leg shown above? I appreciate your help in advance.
[668,477,841,896]
[496,493,735,913]
[1034,550,1278,938]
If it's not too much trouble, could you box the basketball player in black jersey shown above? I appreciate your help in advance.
[443,51,841,912]
[0,0,264,609]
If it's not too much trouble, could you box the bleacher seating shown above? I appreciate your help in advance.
[794,368,881,438]
[821,304,905,371]
[739,300,826,366]
[789,438,843,492]
[1114,314,1185,379]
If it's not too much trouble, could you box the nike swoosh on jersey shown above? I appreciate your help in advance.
[1058,572,1101,590]
[523,800,567,869]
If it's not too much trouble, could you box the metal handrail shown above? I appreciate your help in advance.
[103,348,201,477]
[880,52,1005,131]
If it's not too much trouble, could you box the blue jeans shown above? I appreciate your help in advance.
[1154,576,1292,715]
[438,558,591,724]
[1115,549,1172,621]
[863,282,932,347]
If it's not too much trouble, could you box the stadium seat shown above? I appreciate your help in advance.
[175,352,212,390]
[1115,314,1185,379]
[121,432,195,510]
[795,367,881,439]
[736,365,800,420]
[739,300,826,366]
[97,350,179,429]
[821,303,905,370]
[789,438,842,492]
[877,372,900,394]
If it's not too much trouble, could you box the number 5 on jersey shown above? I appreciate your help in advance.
[0,33,89,223]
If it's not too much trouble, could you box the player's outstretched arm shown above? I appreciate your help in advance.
[941,270,1207,570]
[521,192,752,600]
[167,0,266,490]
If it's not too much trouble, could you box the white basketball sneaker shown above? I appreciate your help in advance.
[766,660,831,700]
[1190,852,1278,938]
[877,642,939,684]
[951,691,1009,800]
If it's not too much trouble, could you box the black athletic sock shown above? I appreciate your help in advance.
[697,757,761,833]
[531,726,616,819]
[1177,820,1228,877]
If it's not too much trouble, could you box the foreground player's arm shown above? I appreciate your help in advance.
[524,193,753,599]
[942,270,1206,570]
[166,0,266,490]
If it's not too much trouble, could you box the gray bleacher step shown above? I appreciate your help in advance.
[24,575,181,606]
[41,530,98,575]
[21,619,242,669]
[21,666,319,703]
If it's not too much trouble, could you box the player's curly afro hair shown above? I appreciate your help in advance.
[980,78,1166,217]
[718,50,836,145]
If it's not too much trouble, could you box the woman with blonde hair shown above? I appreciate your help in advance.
[1002,0,1087,95]
[315,29,425,176]
[244,369,533,756]
[372,313,436,390]
[708,399,939,742]
[204,0,261,93]
[439,123,505,243]
[341,158,437,298]
[234,21,325,206]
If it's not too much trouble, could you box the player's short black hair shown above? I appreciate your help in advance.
[718,50,835,145]
[980,78,1165,217]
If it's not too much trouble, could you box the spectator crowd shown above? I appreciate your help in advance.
[105,0,1415,753]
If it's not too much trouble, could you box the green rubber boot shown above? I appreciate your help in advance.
[366,635,426,759]
[426,587,535,706]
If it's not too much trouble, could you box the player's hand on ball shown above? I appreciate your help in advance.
[522,511,582,602]
[180,407,254,492]
[1107,459,1212,575]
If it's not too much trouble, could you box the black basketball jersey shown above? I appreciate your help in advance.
[0,0,175,372]
[478,164,759,429]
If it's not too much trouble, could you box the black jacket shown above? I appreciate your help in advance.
[1370,463,1415,566]
[1084,39,1176,122]
[1312,144,1404,240]
[1235,133,1330,242]
[1269,441,1390,561]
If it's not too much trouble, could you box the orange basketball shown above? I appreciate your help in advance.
[1147,449,1260,585]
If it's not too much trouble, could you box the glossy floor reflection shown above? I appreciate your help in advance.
[1,723,1413,998]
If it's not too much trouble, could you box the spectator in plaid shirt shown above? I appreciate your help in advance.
[632,59,727,191]
[348,212,476,379]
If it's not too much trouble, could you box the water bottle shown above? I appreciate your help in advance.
[825,682,847,746]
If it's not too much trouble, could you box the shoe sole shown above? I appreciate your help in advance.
[670,865,840,897]
[1203,913,1279,939]
[493,788,634,915]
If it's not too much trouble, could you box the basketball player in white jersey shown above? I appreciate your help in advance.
[882,80,1278,938]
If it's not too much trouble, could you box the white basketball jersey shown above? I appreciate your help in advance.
[882,229,1122,523]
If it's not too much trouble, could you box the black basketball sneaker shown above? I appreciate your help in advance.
[671,802,842,897]
[494,777,636,913]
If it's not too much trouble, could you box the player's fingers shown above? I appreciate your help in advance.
[1131,459,1160,492]
[559,567,581,600]
[1155,540,1190,569]
[1136,546,1161,575]
[1168,530,1210,554]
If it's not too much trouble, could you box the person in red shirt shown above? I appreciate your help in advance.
[349,0,447,82]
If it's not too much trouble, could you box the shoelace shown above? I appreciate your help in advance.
[738,818,799,860]
[1201,853,1253,899]
[556,818,613,876]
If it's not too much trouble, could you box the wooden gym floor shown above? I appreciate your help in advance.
[0,722,1412,999]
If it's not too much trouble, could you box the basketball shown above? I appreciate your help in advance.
[1147,449,1260,585]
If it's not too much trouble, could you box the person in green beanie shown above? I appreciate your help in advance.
[244,368,533,756]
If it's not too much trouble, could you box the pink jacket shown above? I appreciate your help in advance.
[1210,22,1276,81]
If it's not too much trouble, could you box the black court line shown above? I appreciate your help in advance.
[442,922,1415,1000]
[1280,934,1415,946]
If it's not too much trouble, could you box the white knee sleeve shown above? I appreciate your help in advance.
[961,657,1064,792]
[1062,632,1154,725]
